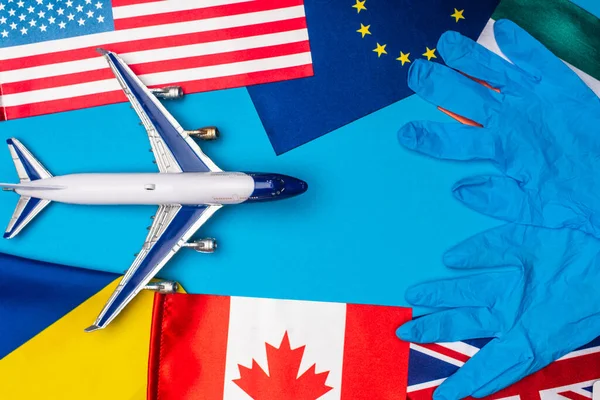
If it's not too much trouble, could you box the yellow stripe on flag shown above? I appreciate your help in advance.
[0,278,170,400]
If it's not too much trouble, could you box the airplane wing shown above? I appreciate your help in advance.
[85,204,221,331]
[98,48,221,174]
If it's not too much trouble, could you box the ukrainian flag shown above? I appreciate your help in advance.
[0,253,159,399]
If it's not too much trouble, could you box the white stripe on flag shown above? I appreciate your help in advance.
[1,52,312,106]
[223,297,347,400]
[558,345,600,361]
[437,341,479,357]
[406,378,447,393]
[2,29,310,83]
[0,6,306,60]
[112,0,252,19]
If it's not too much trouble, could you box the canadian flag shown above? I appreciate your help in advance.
[147,294,412,400]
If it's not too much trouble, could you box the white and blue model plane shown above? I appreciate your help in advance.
[0,49,307,332]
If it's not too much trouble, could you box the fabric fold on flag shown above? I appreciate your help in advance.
[0,0,314,120]
[147,293,412,400]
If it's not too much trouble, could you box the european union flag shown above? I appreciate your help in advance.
[247,0,499,154]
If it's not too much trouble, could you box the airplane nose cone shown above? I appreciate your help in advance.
[286,177,308,197]
[298,180,308,193]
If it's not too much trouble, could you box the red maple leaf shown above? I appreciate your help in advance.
[233,331,333,400]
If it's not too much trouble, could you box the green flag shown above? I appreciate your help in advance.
[493,0,600,81]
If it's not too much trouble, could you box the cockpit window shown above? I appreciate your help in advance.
[250,174,286,200]
[273,178,284,195]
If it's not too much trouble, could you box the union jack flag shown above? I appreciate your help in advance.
[408,336,600,399]
[0,0,313,120]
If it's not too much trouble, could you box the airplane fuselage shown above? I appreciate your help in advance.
[15,172,307,205]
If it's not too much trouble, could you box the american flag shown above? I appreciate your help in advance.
[0,0,313,120]
[407,336,600,400]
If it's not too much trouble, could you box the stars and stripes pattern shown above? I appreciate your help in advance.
[0,0,313,120]
[407,337,600,399]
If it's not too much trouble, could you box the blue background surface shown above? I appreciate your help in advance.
[571,0,600,17]
[0,0,596,316]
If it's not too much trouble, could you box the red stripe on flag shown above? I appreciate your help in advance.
[558,391,593,400]
[0,82,5,121]
[0,17,308,72]
[114,0,304,30]
[484,350,600,400]
[408,385,436,400]
[340,304,412,400]
[3,65,313,119]
[3,41,311,94]
[147,293,231,400]
[179,64,313,93]
[418,343,471,363]
[111,0,162,7]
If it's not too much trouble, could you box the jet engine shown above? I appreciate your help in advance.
[184,126,220,141]
[183,238,217,253]
[149,86,184,100]
[144,280,178,294]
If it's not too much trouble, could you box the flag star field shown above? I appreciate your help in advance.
[0,0,113,47]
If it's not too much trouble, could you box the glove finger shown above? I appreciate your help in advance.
[493,19,589,91]
[408,59,503,126]
[438,30,525,90]
[404,271,516,308]
[434,335,534,400]
[398,121,502,162]
[452,175,532,224]
[443,223,526,270]
[453,175,586,231]
[397,307,501,343]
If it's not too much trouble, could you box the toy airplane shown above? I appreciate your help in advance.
[1,49,308,332]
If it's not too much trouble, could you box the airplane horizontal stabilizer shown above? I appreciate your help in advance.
[4,196,51,239]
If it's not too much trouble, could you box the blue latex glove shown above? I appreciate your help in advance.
[397,224,600,399]
[398,20,600,237]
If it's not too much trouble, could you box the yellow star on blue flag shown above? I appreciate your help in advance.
[352,0,367,13]
[451,8,465,22]
[423,47,437,60]
[397,52,411,66]
[357,23,371,38]
[373,43,387,57]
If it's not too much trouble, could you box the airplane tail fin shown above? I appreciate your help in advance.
[7,138,53,182]
[3,138,53,239]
